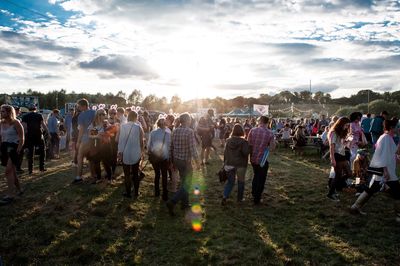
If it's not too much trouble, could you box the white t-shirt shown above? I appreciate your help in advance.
[118,122,142,165]
[370,133,398,182]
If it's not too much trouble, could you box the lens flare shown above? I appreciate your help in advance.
[192,219,202,232]
[191,204,202,214]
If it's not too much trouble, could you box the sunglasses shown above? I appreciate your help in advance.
[99,113,106,116]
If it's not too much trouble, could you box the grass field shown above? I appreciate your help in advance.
[1,145,400,265]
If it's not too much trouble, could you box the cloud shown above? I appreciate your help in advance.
[79,54,158,79]
[308,55,400,71]
[0,30,82,57]
[34,74,61,79]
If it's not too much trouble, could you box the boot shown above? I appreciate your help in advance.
[350,191,370,215]
[237,181,245,202]
[393,201,400,223]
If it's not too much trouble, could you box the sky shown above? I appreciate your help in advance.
[0,0,399,101]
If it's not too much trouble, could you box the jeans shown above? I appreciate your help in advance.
[151,159,169,200]
[171,159,193,207]
[49,132,60,159]
[26,138,45,173]
[251,162,269,203]
[223,167,247,200]
[123,161,140,197]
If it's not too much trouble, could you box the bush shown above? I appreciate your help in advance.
[368,99,400,117]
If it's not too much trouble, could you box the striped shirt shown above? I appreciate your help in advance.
[247,126,274,164]
[171,126,198,161]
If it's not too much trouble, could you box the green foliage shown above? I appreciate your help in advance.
[368,99,400,117]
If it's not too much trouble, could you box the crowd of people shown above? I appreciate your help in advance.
[0,100,399,223]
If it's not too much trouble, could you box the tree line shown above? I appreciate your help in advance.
[0,89,398,115]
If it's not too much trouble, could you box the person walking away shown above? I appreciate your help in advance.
[247,116,275,205]
[221,124,250,205]
[73,99,95,183]
[0,105,24,205]
[166,113,200,216]
[118,111,144,198]
[148,117,171,201]
[21,104,48,174]
[47,109,60,160]
[351,119,400,223]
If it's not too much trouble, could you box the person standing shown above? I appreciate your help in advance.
[118,111,144,198]
[247,116,275,205]
[361,113,372,144]
[370,111,388,145]
[73,99,96,183]
[327,117,352,201]
[64,108,73,151]
[221,124,250,205]
[47,109,60,160]
[0,105,24,205]
[21,104,48,174]
[166,113,200,216]
[87,109,113,184]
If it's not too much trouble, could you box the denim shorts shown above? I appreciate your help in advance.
[1,142,19,166]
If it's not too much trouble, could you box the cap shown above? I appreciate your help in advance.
[357,149,368,156]
[28,104,37,111]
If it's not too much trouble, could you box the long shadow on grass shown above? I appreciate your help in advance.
[254,152,398,265]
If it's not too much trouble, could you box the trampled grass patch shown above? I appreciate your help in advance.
[1,145,399,265]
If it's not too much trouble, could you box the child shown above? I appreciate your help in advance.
[352,149,370,196]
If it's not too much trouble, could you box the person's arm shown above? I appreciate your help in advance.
[330,142,336,168]
[268,135,276,151]
[139,126,145,156]
[14,120,24,153]
[41,117,48,133]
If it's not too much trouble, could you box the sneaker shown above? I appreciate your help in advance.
[0,196,13,205]
[327,194,340,202]
[221,198,227,206]
[166,201,175,216]
[72,178,83,184]
[16,169,24,174]
[349,206,366,215]
[122,192,132,198]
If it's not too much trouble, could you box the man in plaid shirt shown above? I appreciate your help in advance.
[167,113,200,216]
[247,116,275,205]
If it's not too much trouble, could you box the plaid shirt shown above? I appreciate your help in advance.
[247,126,274,164]
[171,126,199,161]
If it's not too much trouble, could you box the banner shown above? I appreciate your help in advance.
[6,95,39,109]
[253,104,269,115]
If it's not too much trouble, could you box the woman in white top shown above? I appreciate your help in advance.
[147,117,171,201]
[118,111,144,198]
[327,117,351,201]
[0,105,24,204]
[351,118,400,222]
